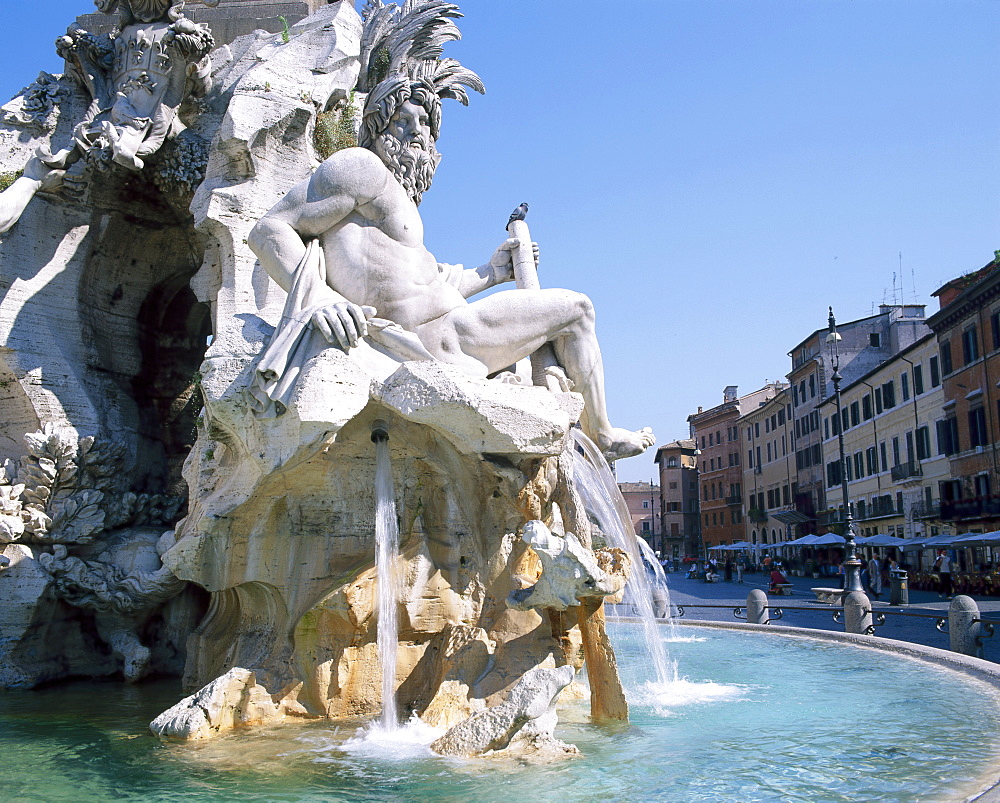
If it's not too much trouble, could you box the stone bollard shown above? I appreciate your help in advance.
[746,589,768,624]
[949,595,982,658]
[843,591,872,635]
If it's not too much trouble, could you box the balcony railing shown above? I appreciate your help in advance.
[867,498,899,519]
[817,509,843,526]
[725,495,742,506]
[910,500,941,520]
[941,496,1000,521]
[890,460,923,482]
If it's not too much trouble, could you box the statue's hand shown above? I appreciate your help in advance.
[310,302,375,350]
[489,238,540,283]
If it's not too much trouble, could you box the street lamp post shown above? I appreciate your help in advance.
[826,307,865,596]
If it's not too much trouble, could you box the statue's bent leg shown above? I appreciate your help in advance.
[418,289,654,460]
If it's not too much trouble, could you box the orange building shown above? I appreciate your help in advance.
[927,259,1000,530]
[688,385,781,551]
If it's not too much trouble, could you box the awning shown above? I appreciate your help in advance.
[769,509,812,525]
[785,534,820,547]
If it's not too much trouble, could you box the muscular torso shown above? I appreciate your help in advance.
[316,156,466,330]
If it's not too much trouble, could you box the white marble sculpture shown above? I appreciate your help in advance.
[1,0,644,736]
[0,0,217,233]
[247,2,654,462]
[507,520,620,611]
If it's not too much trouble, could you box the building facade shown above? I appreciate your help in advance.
[618,481,661,551]
[817,333,948,544]
[927,261,1000,533]
[786,305,929,537]
[740,387,798,549]
[689,384,782,550]
[654,439,700,560]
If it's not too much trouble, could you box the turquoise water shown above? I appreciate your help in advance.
[3,626,999,802]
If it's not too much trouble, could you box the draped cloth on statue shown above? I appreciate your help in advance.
[250,239,435,417]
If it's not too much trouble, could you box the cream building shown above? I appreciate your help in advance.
[817,333,948,543]
[740,386,796,550]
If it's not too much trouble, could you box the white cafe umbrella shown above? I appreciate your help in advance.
[810,533,847,546]
[902,532,965,551]
[953,531,1000,548]
[785,534,820,547]
[857,533,905,547]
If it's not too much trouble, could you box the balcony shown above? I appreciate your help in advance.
[858,497,899,521]
[817,509,843,527]
[910,500,941,520]
[725,495,742,506]
[748,508,767,523]
[890,460,923,483]
[941,496,1000,522]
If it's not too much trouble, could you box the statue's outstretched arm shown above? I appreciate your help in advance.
[449,239,539,299]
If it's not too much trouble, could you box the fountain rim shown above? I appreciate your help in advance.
[610,615,1000,803]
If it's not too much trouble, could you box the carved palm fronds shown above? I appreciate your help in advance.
[358,0,484,102]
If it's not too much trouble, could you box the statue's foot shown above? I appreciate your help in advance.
[597,426,655,462]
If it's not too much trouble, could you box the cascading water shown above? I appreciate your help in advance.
[568,430,676,685]
[371,422,400,731]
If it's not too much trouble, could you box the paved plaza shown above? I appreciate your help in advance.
[660,568,1000,664]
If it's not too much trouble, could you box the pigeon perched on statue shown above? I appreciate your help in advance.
[507,202,528,229]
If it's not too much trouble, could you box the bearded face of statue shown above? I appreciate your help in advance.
[126,0,174,23]
[372,99,441,206]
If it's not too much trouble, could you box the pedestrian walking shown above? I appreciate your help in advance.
[868,556,882,599]
[736,556,745,583]
[934,550,953,598]
[724,558,733,583]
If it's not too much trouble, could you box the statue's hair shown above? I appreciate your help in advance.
[356,2,483,152]
[358,77,442,150]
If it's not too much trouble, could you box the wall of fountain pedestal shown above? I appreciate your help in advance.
[164,347,597,726]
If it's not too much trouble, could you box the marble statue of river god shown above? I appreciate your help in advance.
[248,74,654,463]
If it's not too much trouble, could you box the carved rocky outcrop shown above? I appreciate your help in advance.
[430,664,578,758]
[150,666,284,740]
[507,520,621,612]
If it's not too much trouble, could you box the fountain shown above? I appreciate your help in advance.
[1,0,998,796]
[569,429,677,684]
[371,421,400,731]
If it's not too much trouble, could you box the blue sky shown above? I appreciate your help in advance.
[2,1,998,482]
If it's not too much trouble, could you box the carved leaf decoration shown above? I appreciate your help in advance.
[0,484,24,515]
[22,485,50,507]
[412,58,484,105]
[45,489,106,544]
[0,514,25,543]
[21,505,52,535]
[103,491,138,530]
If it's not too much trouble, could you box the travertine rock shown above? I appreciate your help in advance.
[150,667,283,740]
[506,520,620,611]
[430,664,577,757]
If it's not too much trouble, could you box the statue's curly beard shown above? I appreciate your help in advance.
[374,132,440,206]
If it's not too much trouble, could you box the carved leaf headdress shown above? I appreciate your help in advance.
[358,0,484,104]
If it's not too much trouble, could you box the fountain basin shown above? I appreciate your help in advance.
[3,623,999,802]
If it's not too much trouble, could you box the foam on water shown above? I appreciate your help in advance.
[337,714,445,761]
[632,677,749,716]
